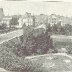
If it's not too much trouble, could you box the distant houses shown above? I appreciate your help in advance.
[34,14,48,26]
[0,13,72,29]
[0,12,34,29]
[0,16,12,27]
[0,8,12,28]
[18,12,34,28]
[0,8,72,29]
[0,15,19,28]
[18,13,72,28]
[48,14,58,26]
[48,14,72,26]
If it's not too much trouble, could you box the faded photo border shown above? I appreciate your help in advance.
[0,0,72,2]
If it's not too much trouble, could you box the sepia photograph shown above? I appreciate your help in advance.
[0,0,72,72]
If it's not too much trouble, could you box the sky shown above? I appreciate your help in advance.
[1,0,72,2]
[0,1,72,17]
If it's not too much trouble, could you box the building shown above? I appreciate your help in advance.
[0,16,12,27]
[18,17,23,28]
[35,14,48,26]
[48,14,72,26]
[48,14,58,26]
[18,12,33,28]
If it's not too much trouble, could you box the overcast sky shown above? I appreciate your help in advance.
[0,1,72,17]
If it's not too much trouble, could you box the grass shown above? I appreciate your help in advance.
[0,32,72,72]
[20,54,72,72]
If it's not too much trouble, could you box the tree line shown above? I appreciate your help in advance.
[46,23,72,35]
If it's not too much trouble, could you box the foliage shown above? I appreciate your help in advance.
[0,42,25,71]
[0,23,7,30]
[46,23,72,35]
[10,16,19,26]
[0,25,54,71]
[35,15,48,26]
[22,25,54,55]
[46,23,52,32]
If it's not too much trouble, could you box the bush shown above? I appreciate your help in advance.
[0,23,7,30]
[22,25,54,55]
[0,25,54,71]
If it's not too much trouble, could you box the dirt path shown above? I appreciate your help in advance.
[0,29,23,44]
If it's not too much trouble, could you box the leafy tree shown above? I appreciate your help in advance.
[52,24,58,33]
[23,25,34,45]
[62,24,72,35]
[0,23,7,30]
[56,23,65,35]
[22,25,54,55]
[10,16,19,27]
[46,23,52,32]
[32,16,36,27]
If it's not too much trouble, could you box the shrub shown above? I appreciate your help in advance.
[22,25,54,55]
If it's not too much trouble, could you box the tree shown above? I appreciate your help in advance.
[0,23,7,30]
[46,23,52,32]
[32,16,36,27]
[22,25,54,55]
[10,16,19,27]
[56,23,65,35]
[63,24,72,35]
[52,24,58,34]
